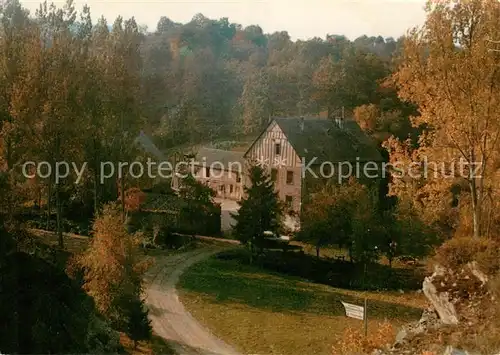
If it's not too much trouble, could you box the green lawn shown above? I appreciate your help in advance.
[178,251,427,355]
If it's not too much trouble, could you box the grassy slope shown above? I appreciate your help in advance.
[178,253,427,355]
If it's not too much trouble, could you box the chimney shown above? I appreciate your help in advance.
[300,116,305,132]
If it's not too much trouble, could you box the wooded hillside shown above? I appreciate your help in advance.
[140,14,415,149]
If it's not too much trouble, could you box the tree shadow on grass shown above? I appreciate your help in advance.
[178,254,423,323]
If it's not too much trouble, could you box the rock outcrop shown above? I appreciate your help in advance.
[422,265,459,325]
[376,261,498,355]
[394,307,442,346]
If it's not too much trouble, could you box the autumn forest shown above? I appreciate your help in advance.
[2,0,500,354]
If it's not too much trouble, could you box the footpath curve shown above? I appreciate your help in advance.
[144,248,242,355]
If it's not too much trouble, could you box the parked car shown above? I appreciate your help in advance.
[260,231,293,251]
[263,230,291,241]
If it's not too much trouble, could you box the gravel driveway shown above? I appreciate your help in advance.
[144,248,242,355]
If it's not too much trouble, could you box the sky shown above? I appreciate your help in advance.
[20,0,428,40]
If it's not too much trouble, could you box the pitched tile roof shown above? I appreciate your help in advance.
[195,147,245,172]
[273,117,383,163]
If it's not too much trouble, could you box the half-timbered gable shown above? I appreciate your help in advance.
[245,120,302,168]
[245,121,302,213]
[244,117,383,222]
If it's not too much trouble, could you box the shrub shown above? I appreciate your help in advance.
[475,245,500,275]
[217,249,422,291]
[432,236,500,274]
[84,316,122,354]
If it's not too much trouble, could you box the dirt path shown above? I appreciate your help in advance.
[144,248,242,355]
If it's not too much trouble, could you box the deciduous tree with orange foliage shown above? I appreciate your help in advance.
[76,202,151,341]
[387,0,500,238]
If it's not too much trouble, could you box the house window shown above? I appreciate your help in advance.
[219,185,225,192]
[286,171,294,185]
[205,167,210,178]
[236,172,241,183]
[230,185,234,193]
[285,195,293,210]
[275,142,281,155]
[271,168,278,181]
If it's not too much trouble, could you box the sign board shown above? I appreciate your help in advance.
[341,301,365,320]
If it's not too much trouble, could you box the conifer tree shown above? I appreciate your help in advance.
[232,165,282,261]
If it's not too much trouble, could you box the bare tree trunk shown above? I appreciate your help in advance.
[54,132,64,249]
[91,136,102,215]
[249,240,254,265]
[121,176,125,222]
[471,196,480,238]
[362,261,367,290]
[119,112,126,222]
[56,183,63,249]
[470,182,480,238]
[6,137,13,171]
[469,149,481,238]
[93,167,99,215]
[46,182,52,230]
[486,192,494,238]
